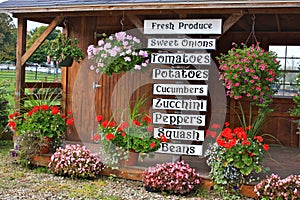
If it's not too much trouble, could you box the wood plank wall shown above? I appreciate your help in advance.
[63,13,299,147]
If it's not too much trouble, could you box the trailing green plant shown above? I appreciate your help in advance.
[255,174,300,199]
[48,144,104,179]
[142,160,201,195]
[16,133,52,165]
[205,123,269,195]
[49,33,84,63]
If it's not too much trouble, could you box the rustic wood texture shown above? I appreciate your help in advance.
[12,8,300,147]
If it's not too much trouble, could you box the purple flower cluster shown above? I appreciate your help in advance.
[48,144,103,179]
[255,174,300,199]
[87,31,150,76]
[142,160,201,195]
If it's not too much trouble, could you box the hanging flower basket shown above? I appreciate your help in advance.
[216,42,281,108]
[87,31,150,76]
[58,57,73,67]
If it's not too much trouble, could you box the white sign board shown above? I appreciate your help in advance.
[151,53,211,65]
[144,19,222,34]
[152,68,209,80]
[157,143,203,156]
[154,127,205,142]
[153,84,208,96]
[153,98,207,111]
[148,38,216,50]
[152,112,205,126]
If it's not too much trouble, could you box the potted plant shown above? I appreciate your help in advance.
[93,96,163,168]
[255,174,300,199]
[49,34,85,67]
[290,68,300,133]
[142,160,201,195]
[48,144,104,179]
[205,122,269,197]
[87,31,150,76]
[217,42,282,137]
[8,104,74,163]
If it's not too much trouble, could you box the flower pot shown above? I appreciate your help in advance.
[38,136,51,154]
[120,151,139,166]
[58,57,73,67]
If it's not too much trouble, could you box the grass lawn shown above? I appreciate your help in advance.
[0,70,62,111]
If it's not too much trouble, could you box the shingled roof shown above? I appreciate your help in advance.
[1,0,300,14]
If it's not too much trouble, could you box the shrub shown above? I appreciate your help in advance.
[48,144,104,179]
[255,174,300,200]
[0,80,13,136]
[142,160,201,195]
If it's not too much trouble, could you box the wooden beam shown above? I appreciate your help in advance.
[126,15,143,33]
[15,18,27,111]
[24,82,62,88]
[217,12,245,39]
[21,15,65,66]
[276,14,281,32]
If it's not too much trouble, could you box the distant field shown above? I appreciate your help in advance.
[0,70,62,110]
[0,69,61,82]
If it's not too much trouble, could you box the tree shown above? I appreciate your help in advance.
[26,26,61,64]
[0,13,16,63]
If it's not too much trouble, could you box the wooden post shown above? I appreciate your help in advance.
[15,18,27,111]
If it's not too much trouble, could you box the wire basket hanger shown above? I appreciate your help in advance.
[245,14,258,45]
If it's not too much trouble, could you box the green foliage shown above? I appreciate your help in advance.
[290,67,300,133]
[48,33,84,63]
[26,27,60,64]
[0,13,16,62]
[205,125,268,196]
[94,96,160,168]
[0,80,13,137]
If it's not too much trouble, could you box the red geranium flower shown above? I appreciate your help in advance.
[206,130,216,138]
[143,115,152,123]
[132,119,141,126]
[108,121,116,127]
[102,120,109,128]
[160,135,167,142]
[51,106,60,115]
[96,115,103,123]
[212,123,221,129]
[106,133,115,141]
[118,122,129,132]
[93,133,100,141]
[263,144,269,151]
[242,140,250,146]
[121,132,126,138]
[254,136,264,143]
[66,118,74,125]
[150,142,156,149]
[224,122,230,127]
[147,125,154,132]
[41,105,49,111]
[8,121,16,129]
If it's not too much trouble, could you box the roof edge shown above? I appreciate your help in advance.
[1,1,300,14]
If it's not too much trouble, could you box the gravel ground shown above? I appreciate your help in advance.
[0,142,253,200]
